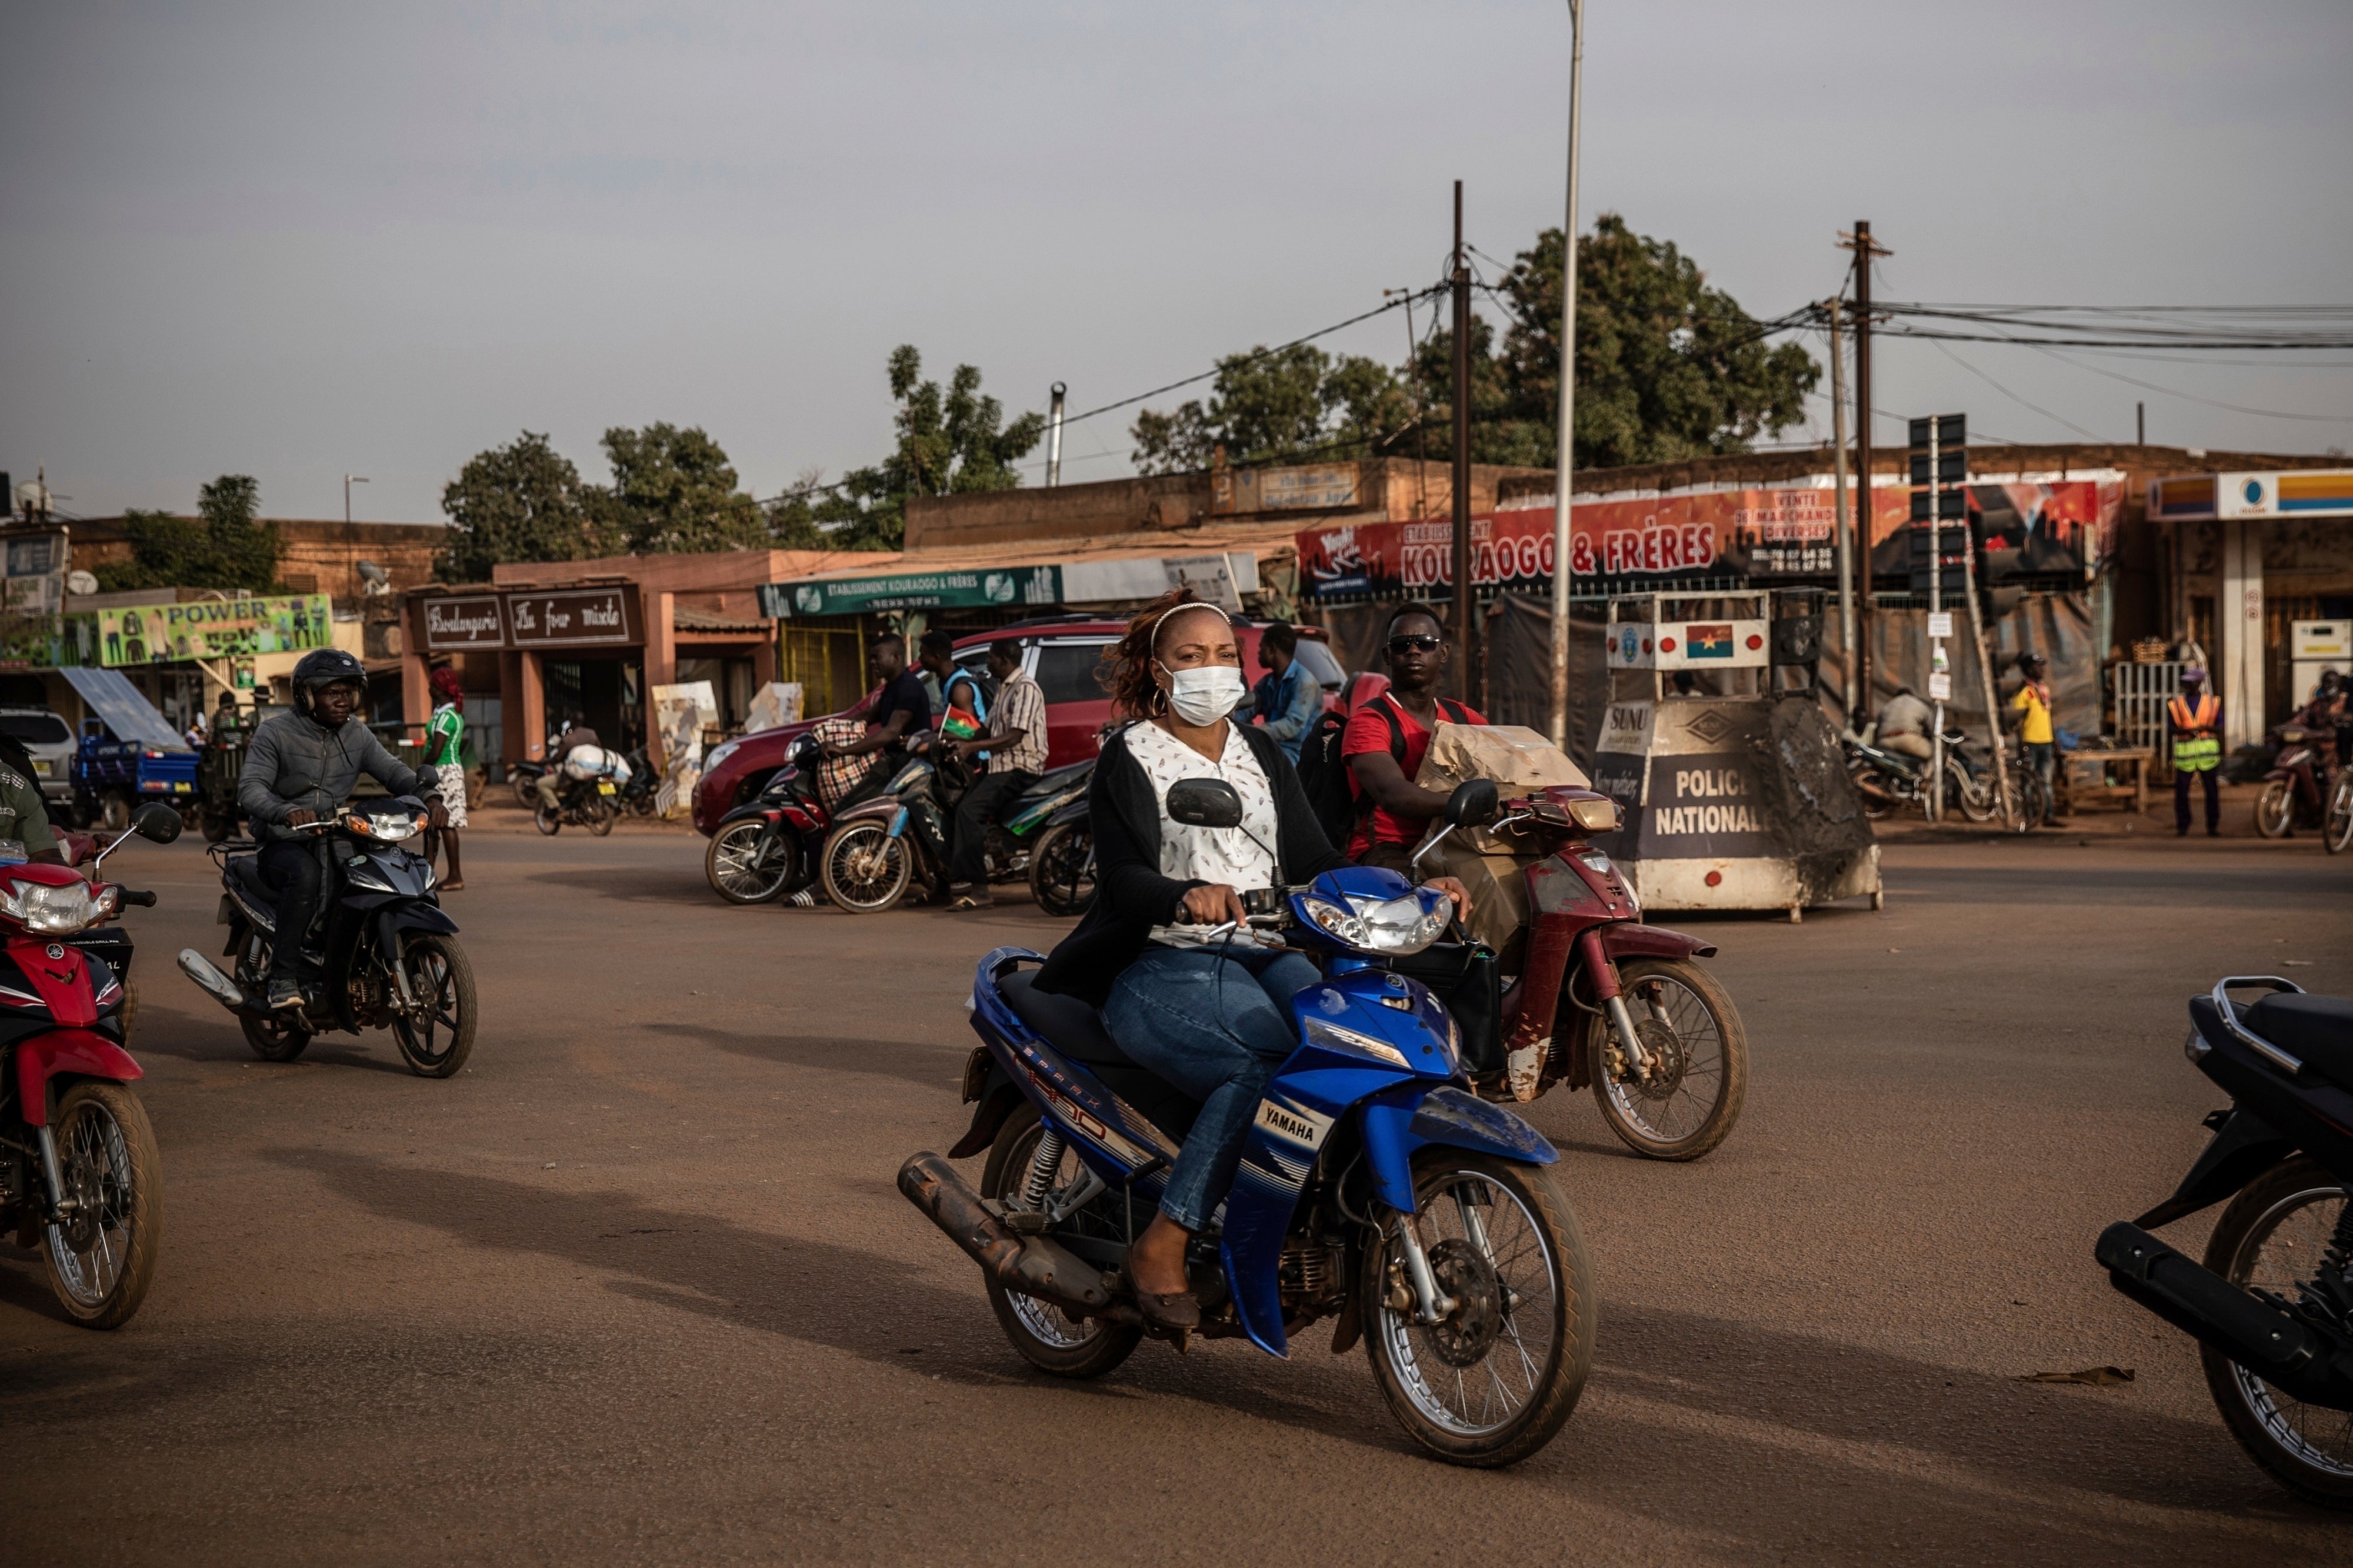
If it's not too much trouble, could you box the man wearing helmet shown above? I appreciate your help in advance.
[236,648,441,1010]
[2167,666,2222,838]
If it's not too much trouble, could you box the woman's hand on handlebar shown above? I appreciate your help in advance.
[1426,875,1473,919]
[1179,882,1248,927]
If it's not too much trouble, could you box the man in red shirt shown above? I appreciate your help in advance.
[1342,603,1485,872]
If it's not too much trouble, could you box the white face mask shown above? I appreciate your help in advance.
[1158,662,1246,726]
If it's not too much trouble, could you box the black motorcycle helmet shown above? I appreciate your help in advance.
[291,647,368,720]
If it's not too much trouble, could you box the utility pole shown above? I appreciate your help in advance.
[1926,415,1944,821]
[1838,222,1888,715]
[1547,0,1585,750]
[1827,298,1856,723]
[1451,180,1476,705]
[2137,401,2145,446]
[1046,383,1067,487]
[344,473,369,525]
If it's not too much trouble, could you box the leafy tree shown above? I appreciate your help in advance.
[438,431,613,582]
[1131,345,1416,475]
[596,423,771,554]
[95,473,285,592]
[816,346,1046,551]
[1495,214,1819,468]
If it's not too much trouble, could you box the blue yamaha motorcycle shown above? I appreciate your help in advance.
[901,779,1596,1466]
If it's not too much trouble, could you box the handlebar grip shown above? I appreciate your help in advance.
[119,889,158,908]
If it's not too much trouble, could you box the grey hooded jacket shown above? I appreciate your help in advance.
[238,711,432,842]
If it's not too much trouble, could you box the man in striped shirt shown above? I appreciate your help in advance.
[944,639,1047,911]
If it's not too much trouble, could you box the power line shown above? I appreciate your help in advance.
[1924,339,2105,441]
[2021,342,2353,424]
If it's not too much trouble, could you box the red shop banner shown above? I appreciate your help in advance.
[1297,480,2118,598]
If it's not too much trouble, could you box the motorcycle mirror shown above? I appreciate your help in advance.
[1166,778,1244,830]
[1445,779,1500,828]
[130,802,183,844]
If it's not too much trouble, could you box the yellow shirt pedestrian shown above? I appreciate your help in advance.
[2011,680,2054,745]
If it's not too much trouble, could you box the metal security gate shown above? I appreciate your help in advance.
[2111,661,2185,753]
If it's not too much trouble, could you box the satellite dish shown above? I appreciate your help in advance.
[65,570,98,596]
[14,479,51,516]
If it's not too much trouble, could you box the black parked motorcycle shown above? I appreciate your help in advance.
[1844,728,2008,824]
[2095,976,2353,1507]
[1025,791,1094,918]
[176,796,476,1077]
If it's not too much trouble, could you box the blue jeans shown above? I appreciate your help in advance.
[1103,945,1321,1232]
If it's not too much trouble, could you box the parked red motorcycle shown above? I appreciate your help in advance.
[1,803,179,1327]
[1411,784,1748,1162]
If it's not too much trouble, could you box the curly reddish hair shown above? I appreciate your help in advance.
[1100,588,1237,719]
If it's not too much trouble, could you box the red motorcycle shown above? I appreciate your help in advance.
[2255,723,2335,839]
[1,803,179,1327]
[1414,783,1748,1162]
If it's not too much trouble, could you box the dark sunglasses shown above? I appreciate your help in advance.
[1387,634,1444,655]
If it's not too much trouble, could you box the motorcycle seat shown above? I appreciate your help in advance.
[2248,993,2353,1086]
[226,853,271,905]
[999,969,1139,1070]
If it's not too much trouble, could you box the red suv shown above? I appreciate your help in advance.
[690,615,1348,835]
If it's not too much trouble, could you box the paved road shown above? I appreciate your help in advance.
[3,819,2348,1564]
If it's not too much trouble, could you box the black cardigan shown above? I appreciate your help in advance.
[1033,721,1352,1007]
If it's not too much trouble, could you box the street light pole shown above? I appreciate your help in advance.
[1547,0,1584,750]
[344,474,369,525]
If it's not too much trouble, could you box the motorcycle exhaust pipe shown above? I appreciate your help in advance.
[176,948,256,1015]
[898,1151,1115,1317]
[2096,1222,2353,1410]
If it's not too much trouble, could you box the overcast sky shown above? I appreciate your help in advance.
[4,1,2348,525]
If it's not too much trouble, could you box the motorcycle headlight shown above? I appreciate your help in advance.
[1300,889,1449,956]
[1569,797,1621,831]
[353,809,423,842]
[0,878,114,936]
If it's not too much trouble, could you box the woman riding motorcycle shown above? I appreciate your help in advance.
[1028,589,1469,1335]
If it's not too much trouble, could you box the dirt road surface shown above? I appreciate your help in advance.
[3,822,2348,1564]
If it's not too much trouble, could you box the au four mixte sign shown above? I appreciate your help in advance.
[417,588,641,652]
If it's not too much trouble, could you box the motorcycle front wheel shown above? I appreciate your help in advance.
[2200,1157,2353,1508]
[392,932,476,1078]
[978,1103,1141,1377]
[2255,779,2296,839]
[819,820,911,913]
[1589,957,1747,1161]
[1847,762,1894,820]
[2012,769,2050,832]
[40,1080,162,1329]
[1028,821,1096,918]
[1361,1152,1594,1467]
[706,820,795,904]
[2326,774,2353,856]
[534,804,561,836]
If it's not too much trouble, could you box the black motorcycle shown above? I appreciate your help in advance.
[176,796,476,1077]
[1025,790,1094,918]
[534,769,619,836]
[618,745,658,817]
[1844,727,2018,826]
[2095,976,2353,1507]
[704,734,832,906]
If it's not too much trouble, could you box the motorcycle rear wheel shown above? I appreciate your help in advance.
[511,773,539,809]
[392,932,476,1078]
[2327,775,2353,856]
[2199,1157,2353,1508]
[586,796,616,837]
[819,820,911,913]
[1361,1152,1593,1467]
[2256,779,2295,839]
[1028,821,1096,918]
[242,1009,311,1062]
[978,1103,1141,1378]
[40,1081,162,1329]
[1589,958,1747,1161]
[706,820,795,904]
